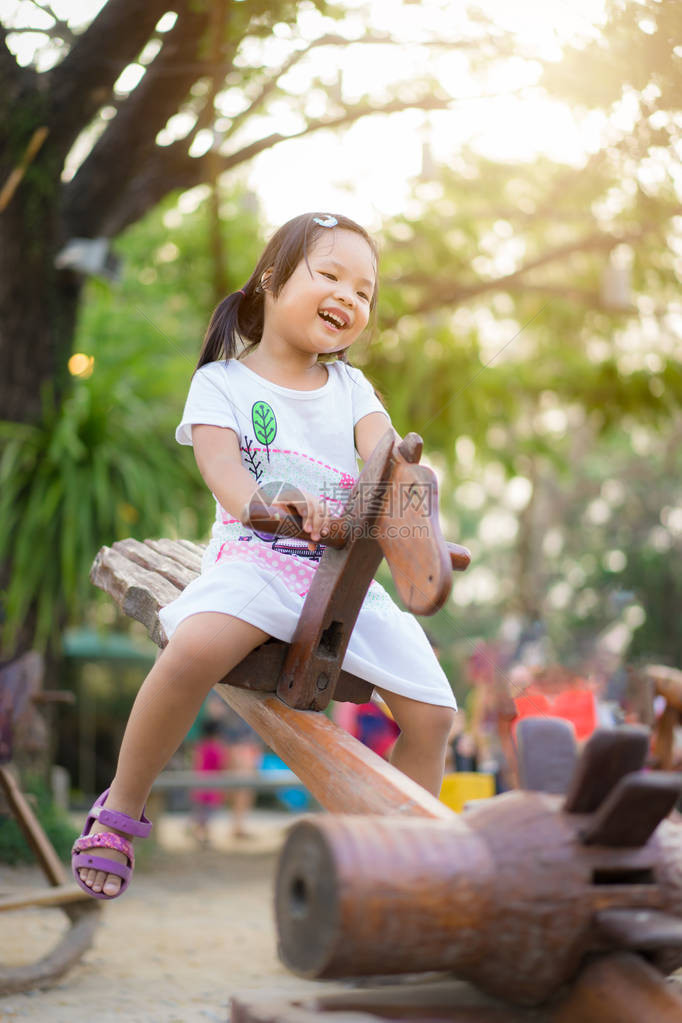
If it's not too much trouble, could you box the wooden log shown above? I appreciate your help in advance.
[215,685,455,820]
[550,952,682,1023]
[273,789,682,1006]
[275,815,492,979]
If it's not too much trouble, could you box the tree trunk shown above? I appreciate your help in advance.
[0,116,81,424]
[0,93,80,661]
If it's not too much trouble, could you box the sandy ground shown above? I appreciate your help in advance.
[2,809,681,1023]
[0,810,327,1023]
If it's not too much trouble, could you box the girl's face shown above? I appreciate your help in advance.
[263,228,376,357]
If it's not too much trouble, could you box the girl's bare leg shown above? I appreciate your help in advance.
[374,688,456,797]
[79,613,268,895]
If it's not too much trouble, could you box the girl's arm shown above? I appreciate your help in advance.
[354,411,400,463]
[192,423,329,542]
[192,424,262,524]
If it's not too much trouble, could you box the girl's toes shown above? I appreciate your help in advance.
[91,870,108,893]
[79,868,95,888]
[102,873,122,897]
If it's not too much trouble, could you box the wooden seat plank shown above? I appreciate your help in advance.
[144,537,203,573]
[112,537,197,590]
[176,538,207,557]
[89,545,181,645]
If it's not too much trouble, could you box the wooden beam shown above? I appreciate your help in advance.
[214,685,457,821]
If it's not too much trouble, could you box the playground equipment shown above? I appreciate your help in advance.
[0,654,100,996]
[275,724,682,1007]
[89,428,682,1020]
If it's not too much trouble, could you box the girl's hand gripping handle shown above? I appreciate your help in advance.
[245,488,348,550]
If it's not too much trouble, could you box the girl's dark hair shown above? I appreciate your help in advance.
[195,212,378,371]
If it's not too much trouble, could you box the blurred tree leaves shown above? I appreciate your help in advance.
[0,186,263,652]
[354,0,682,669]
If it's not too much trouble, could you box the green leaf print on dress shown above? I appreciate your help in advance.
[252,400,277,461]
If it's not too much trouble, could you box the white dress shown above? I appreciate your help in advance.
[158,359,456,709]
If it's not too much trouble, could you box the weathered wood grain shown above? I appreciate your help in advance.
[273,790,682,1006]
[112,537,198,590]
[89,545,180,645]
[144,537,204,574]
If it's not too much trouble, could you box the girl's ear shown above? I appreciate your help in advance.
[258,267,273,292]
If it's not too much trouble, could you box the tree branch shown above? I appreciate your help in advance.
[219,93,454,171]
[47,0,170,160]
[23,0,78,45]
[220,31,483,144]
[62,3,210,238]
[74,91,455,238]
[381,216,681,324]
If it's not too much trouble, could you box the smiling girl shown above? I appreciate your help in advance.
[72,213,457,900]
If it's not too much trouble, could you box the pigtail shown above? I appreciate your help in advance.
[195,283,264,371]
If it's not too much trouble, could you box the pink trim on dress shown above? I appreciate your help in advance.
[216,540,317,597]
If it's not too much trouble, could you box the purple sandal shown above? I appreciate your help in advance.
[71,788,152,900]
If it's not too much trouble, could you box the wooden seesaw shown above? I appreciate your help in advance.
[89,428,682,1021]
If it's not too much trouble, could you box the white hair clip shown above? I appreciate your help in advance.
[313,215,338,228]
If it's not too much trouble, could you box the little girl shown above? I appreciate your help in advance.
[73,212,457,899]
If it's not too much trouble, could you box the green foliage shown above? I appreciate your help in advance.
[0,377,200,652]
[542,0,682,118]
[358,3,682,673]
[0,186,264,654]
[0,776,78,865]
[552,426,682,668]
[77,190,263,396]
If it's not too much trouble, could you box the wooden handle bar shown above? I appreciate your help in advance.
[244,506,348,549]
[447,542,471,571]
[244,506,471,571]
